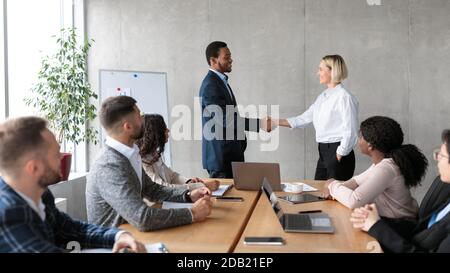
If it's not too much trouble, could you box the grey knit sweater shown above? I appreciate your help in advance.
[86,145,193,231]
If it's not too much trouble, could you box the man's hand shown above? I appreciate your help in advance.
[260,116,273,132]
[112,232,147,253]
[336,154,342,162]
[191,196,213,222]
[189,187,211,202]
[350,204,380,232]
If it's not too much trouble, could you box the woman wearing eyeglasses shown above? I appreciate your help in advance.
[350,130,450,252]
[323,116,428,219]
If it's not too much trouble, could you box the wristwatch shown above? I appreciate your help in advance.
[184,191,192,203]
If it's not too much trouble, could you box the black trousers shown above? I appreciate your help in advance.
[314,142,355,181]
[208,169,233,179]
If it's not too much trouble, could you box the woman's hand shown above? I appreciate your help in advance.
[189,177,204,183]
[203,179,220,191]
[350,204,380,232]
[321,178,335,199]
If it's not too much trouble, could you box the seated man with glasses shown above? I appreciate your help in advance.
[350,129,450,252]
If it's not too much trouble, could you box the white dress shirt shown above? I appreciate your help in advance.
[287,84,359,156]
[105,136,143,182]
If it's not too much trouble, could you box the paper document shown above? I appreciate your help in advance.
[162,201,193,209]
[212,184,232,197]
[145,242,169,253]
[282,182,318,193]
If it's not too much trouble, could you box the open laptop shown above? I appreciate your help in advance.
[232,162,282,191]
[262,178,334,233]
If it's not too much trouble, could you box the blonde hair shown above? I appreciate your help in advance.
[322,55,348,83]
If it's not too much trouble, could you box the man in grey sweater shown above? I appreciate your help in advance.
[87,96,212,231]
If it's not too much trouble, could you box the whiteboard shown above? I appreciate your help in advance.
[99,70,171,166]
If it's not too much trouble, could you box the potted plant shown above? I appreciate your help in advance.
[25,27,98,181]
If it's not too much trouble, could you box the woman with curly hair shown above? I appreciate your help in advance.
[324,116,428,219]
[350,130,450,252]
[136,114,219,192]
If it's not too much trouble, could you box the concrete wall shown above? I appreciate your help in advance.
[86,0,450,202]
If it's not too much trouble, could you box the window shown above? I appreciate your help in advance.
[0,0,5,120]
[1,0,88,174]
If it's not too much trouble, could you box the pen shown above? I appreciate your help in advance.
[216,196,244,201]
[298,210,322,214]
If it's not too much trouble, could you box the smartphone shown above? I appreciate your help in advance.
[244,237,284,246]
[216,196,244,202]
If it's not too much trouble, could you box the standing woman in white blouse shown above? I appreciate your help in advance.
[272,55,359,180]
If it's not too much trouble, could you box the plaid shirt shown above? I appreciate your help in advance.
[0,178,119,253]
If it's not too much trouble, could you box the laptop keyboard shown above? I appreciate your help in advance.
[284,214,312,230]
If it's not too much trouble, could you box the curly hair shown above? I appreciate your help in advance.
[442,129,450,163]
[360,116,428,188]
[135,114,167,164]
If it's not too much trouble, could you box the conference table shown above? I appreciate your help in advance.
[120,179,259,253]
[119,179,379,253]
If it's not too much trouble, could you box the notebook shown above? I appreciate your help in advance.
[282,182,318,193]
[212,184,233,197]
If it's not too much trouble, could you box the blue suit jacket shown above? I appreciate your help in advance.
[0,178,119,253]
[199,70,259,172]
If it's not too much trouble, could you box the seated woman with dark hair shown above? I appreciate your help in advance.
[136,114,219,192]
[350,130,450,252]
[323,116,428,219]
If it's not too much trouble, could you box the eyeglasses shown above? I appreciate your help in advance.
[433,149,449,161]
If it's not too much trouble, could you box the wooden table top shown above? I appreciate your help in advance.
[233,180,380,253]
[119,179,261,253]
[120,179,380,253]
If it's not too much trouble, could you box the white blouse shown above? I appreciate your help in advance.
[287,84,359,156]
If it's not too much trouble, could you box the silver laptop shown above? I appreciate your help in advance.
[232,162,281,191]
[262,178,334,233]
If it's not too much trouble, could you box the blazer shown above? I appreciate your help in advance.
[86,145,193,232]
[199,70,259,172]
[0,178,118,253]
[369,176,450,252]
[419,176,450,218]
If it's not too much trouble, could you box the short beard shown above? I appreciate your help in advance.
[37,160,62,189]
[132,126,144,140]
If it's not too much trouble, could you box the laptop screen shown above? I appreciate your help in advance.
[262,178,284,220]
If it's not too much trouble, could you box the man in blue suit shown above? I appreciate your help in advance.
[0,116,146,253]
[199,41,270,178]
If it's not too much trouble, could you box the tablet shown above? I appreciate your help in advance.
[278,193,324,204]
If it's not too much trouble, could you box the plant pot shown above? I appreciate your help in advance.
[60,152,72,181]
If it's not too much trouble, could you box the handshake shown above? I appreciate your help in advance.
[260,116,278,133]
